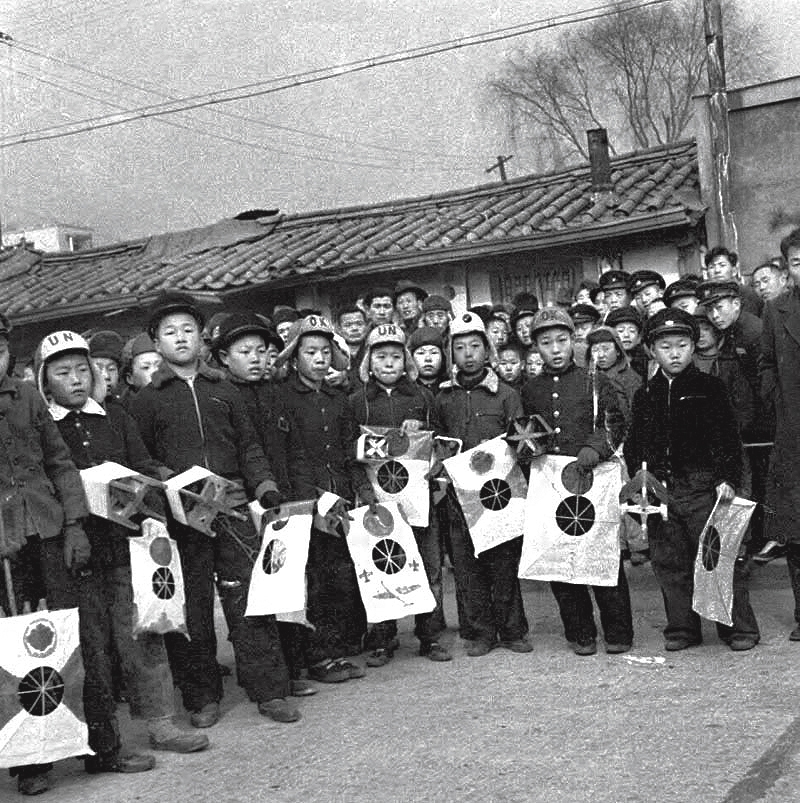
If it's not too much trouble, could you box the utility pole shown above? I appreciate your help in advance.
[486,155,513,183]
[703,0,737,250]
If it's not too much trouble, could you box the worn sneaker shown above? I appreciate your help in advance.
[257,698,301,723]
[729,636,758,651]
[289,679,318,696]
[189,702,220,729]
[333,658,366,679]
[465,640,493,657]
[149,717,210,753]
[307,659,350,683]
[664,637,701,651]
[572,640,597,656]
[17,771,50,796]
[790,625,800,642]
[85,751,156,774]
[500,638,533,654]
[605,643,632,654]
[419,641,452,662]
[365,648,394,667]
[753,540,786,565]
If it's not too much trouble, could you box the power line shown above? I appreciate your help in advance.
[0,0,671,149]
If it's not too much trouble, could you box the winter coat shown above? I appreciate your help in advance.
[760,288,800,540]
[281,372,373,502]
[625,364,742,490]
[54,398,165,566]
[129,361,277,504]
[0,375,88,541]
[521,362,622,459]
[228,376,315,501]
[694,350,756,437]
[434,369,521,449]
[349,376,438,431]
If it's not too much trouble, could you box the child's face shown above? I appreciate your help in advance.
[486,319,508,348]
[128,351,162,389]
[535,327,573,372]
[338,312,367,345]
[46,353,93,409]
[93,357,119,392]
[573,321,593,342]
[496,349,522,383]
[525,351,544,378]
[155,313,202,367]
[294,334,332,383]
[276,320,295,344]
[265,344,280,378]
[614,323,640,351]
[671,296,698,314]
[604,288,630,310]
[707,298,739,331]
[634,285,662,315]
[452,334,486,376]
[589,340,619,370]
[220,334,268,383]
[696,322,719,352]
[652,334,695,377]
[370,343,405,385]
[413,345,443,379]
[515,315,534,346]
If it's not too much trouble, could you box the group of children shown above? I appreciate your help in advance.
[3,234,797,796]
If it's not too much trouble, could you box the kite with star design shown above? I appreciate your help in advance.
[504,415,553,459]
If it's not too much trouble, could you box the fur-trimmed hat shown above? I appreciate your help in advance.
[147,290,205,339]
[35,330,105,404]
[88,330,124,364]
[408,326,444,354]
[422,295,453,315]
[358,323,418,383]
[276,314,349,372]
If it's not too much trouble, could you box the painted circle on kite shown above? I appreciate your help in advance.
[23,619,58,659]
[376,460,409,494]
[149,536,173,566]
[555,495,596,536]
[372,538,407,574]
[479,478,512,511]
[152,567,176,600]
[363,505,394,536]
[561,462,593,495]
[262,539,287,574]
[701,526,722,571]
[470,450,496,475]
[18,666,64,716]
[271,517,289,531]
[386,430,410,456]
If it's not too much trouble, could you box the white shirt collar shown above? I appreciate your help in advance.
[48,397,106,421]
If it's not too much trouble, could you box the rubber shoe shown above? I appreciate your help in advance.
[333,658,366,679]
[753,540,786,565]
[664,637,700,652]
[465,640,492,657]
[789,625,800,642]
[572,640,598,656]
[729,636,758,652]
[149,732,209,753]
[289,679,318,697]
[258,698,301,723]
[84,751,156,774]
[17,772,50,796]
[307,659,350,683]
[366,648,394,667]
[502,638,533,654]
[190,702,220,729]
[419,641,452,662]
[605,643,632,654]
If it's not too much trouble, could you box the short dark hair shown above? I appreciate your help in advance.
[497,341,524,359]
[752,260,787,278]
[780,228,800,260]
[704,246,738,268]
[336,305,366,325]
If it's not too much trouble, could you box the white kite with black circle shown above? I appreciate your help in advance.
[346,502,435,623]
[245,500,314,618]
[442,436,527,556]
[129,518,187,636]
[520,454,623,586]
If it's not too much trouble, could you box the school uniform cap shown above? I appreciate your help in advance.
[530,307,575,337]
[363,286,395,307]
[422,295,453,315]
[629,270,666,296]
[697,279,741,306]
[645,307,699,344]
[598,270,631,292]
[569,303,601,325]
[605,306,643,330]
[147,290,205,338]
[88,330,125,364]
[393,280,428,302]
[663,277,700,306]
[408,326,444,353]
[276,313,349,372]
[214,313,273,352]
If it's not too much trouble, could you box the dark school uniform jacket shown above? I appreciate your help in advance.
[0,375,88,541]
[129,361,277,505]
[624,364,742,490]
[349,376,438,431]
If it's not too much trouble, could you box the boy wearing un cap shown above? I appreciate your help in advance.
[625,308,759,651]
[522,308,633,656]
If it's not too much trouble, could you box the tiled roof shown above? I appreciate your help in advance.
[0,140,701,323]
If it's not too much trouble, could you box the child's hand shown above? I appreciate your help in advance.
[401,419,423,433]
[715,482,735,502]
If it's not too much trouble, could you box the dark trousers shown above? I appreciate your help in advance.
[448,518,527,645]
[550,558,633,646]
[650,478,759,643]
[165,511,289,711]
[365,524,447,651]
[305,529,366,665]
[785,544,800,625]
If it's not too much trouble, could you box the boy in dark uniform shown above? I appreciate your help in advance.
[625,308,759,651]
